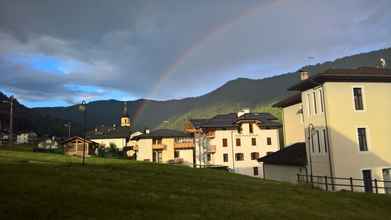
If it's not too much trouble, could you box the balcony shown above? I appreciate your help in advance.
[207,145,216,153]
[174,141,194,149]
[152,144,166,150]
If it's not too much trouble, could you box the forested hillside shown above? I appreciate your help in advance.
[2,48,390,135]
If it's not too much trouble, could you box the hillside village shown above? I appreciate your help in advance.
[1,60,390,194]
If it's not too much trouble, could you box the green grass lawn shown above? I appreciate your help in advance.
[0,147,390,220]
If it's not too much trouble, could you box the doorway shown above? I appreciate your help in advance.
[362,169,373,193]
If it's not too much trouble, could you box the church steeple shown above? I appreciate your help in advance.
[120,101,131,127]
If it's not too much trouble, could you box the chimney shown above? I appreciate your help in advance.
[145,129,150,134]
[299,69,309,81]
[237,108,250,117]
[378,58,386,69]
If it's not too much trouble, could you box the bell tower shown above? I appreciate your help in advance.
[120,101,131,127]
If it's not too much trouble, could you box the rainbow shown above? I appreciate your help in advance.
[133,1,278,125]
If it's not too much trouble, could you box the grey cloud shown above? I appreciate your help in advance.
[0,0,390,106]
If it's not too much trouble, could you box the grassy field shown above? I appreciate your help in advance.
[0,147,390,220]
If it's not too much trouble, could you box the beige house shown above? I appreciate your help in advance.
[286,67,391,193]
[132,129,195,166]
[186,110,281,178]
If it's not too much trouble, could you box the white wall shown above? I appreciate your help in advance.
[264,164,306,184]
[91,138,127,150]
[177,149,194,165]
[136,139,153,162]
[196,122,280,178]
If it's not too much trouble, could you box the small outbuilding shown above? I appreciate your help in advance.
[62,136,97,157]
[259,142,307,184]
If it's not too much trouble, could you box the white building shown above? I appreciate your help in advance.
[16,132,38,144]
[87,102,133,150]
[259,142,307,184]
[186,109,281,178]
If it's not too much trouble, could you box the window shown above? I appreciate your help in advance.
[222,138,228,147]
[249,123,254,133]
[152,138,162,144]
[236,138,241,146]
[353,88,364,110]
[174,150,180,158]
[235,153,244,161]
[223,153,228,162]
[253,167,259,176]
[319,90,324,113]
[316,130,321,153]
[251,152,259,160]
[251,138,256,146]
[266,137,272,145]
[310,128,315,153]
[307,94,312,115]
[357,128,368,151]
[313,92,318,114]
[207,154,211,162]
[237,126,242,134]
[323,129,328,153]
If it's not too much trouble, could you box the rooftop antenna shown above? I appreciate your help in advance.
[378,58,386,68]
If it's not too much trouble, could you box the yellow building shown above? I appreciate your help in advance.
[132,129,195,166]
[288,67,391,193]
[272,93,305,146]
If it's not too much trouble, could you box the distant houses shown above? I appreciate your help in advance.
[16,131,38,144]
[263,66,391,193]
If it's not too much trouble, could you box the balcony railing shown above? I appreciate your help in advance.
[152,144,166,150]
[174,141,194,149]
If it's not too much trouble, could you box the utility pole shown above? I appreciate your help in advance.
[79,101,87,166]
[2,96,14,146]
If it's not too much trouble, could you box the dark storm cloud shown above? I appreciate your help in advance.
[0,0,390,106]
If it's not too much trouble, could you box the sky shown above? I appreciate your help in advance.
[0,0,390,107]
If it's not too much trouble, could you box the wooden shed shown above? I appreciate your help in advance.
[62,136,97,157]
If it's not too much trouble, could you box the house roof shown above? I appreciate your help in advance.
[272,93,302,108]
[87,126,132,139]
[189,112,281,130]
[258,142,307,166]
[61,136,98,145]
[131,129,192,140]
[289,67,391,91]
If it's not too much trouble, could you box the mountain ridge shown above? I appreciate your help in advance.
[1,47,390,135]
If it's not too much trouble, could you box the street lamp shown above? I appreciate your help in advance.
[64,122,72,137]
[2,96,14,147]
[79,100,87,166]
